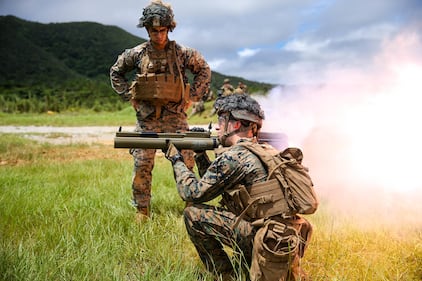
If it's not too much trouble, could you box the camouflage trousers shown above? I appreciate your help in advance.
[131,111,194,212]
[183,204,312,280]
[183,204,256,276]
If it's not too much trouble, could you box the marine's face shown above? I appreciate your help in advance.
[147,26,169,49]
[216,114,237,146]
[216,114,226,128]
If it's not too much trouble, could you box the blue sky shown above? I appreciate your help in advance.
[1,0,421,85]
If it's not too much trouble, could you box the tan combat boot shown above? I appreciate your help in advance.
[135,206,150,223]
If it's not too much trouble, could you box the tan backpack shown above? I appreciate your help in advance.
[237,143,317,281]
[238,143,318,217]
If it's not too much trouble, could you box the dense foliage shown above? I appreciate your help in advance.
[0,15,274,113]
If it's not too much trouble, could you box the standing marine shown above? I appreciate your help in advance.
[206,78,235,118]
[234,81,248,95]
[164,94,316,280]
[220,78,235,97]
[110,0,211,221]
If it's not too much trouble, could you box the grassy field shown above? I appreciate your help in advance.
[1,114,421,281]
[0,104,217,127]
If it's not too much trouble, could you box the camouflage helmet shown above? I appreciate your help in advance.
[137,0,177,31]
[216,94,265,128]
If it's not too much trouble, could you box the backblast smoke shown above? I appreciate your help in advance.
[259,28,422,226]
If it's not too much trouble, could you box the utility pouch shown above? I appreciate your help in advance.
[250,220,300,281]
[247,179,290,219]
[131,73,184,102]
[220,188,247,216]
[230,180,291,230]
[130,73,190,118]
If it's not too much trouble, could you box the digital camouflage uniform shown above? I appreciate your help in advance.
[172,140,312,280]
[220,79,235,97]
[207,79,235,118]
[165,93,314,280]
[110,40,210,214]
[172,139,268,276]
[188,99,205,119]
[234,82,248,95]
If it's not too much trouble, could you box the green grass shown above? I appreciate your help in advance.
[0,136,206,280]
[1,135,421,281]
[0,103,218,127]
[186,100,218,126]
[0,107,134,127]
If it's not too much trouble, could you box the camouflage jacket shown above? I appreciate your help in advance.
[172,139,268,204]
[110,40,211,119]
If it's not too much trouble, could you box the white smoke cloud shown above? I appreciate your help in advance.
[259,27,422,225]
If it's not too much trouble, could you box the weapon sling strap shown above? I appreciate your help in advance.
[173,44,190,109]
[154,41,187,118]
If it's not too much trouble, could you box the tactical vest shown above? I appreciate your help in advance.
[222,178,290,228]
[221,142,317,229]
[220,145,290,229]
[130,41,190,118]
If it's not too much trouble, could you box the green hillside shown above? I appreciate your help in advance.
[0,15,274,113]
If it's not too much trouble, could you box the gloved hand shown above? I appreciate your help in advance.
[164,142,184,165]
[190,128,206,154]
[189,127,205,132]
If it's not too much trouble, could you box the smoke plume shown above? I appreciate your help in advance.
[259,28,422,226]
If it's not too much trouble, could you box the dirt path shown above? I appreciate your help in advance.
[0,125,212,145]
[0,125,134,145]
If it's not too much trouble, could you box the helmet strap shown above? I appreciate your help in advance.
[221,117,256,145]
[220,116,231,145]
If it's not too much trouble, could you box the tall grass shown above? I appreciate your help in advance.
[1,135,421,280]
[0,136,207,280]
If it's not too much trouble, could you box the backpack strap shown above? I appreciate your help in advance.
[237,142,298,198]
[230,143,292,230]
[231,179,290,230]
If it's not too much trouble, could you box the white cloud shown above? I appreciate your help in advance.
[284,39,330,54]
[341,23,397,41]
[237,48,261,58]
[1,0,421,85]
[207,59,226,70]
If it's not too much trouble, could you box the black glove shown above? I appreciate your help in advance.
[164,142,184,165]
[189,127,209,154]
[189,127,205,132]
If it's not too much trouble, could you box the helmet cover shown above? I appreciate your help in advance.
[137,1,176,31]
[216,94,265,127]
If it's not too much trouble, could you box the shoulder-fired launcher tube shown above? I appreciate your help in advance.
[114,130,288,151]
[114,131,220,150]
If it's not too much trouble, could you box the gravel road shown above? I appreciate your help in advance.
[0,125,213,145]
[0,126,134,145]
